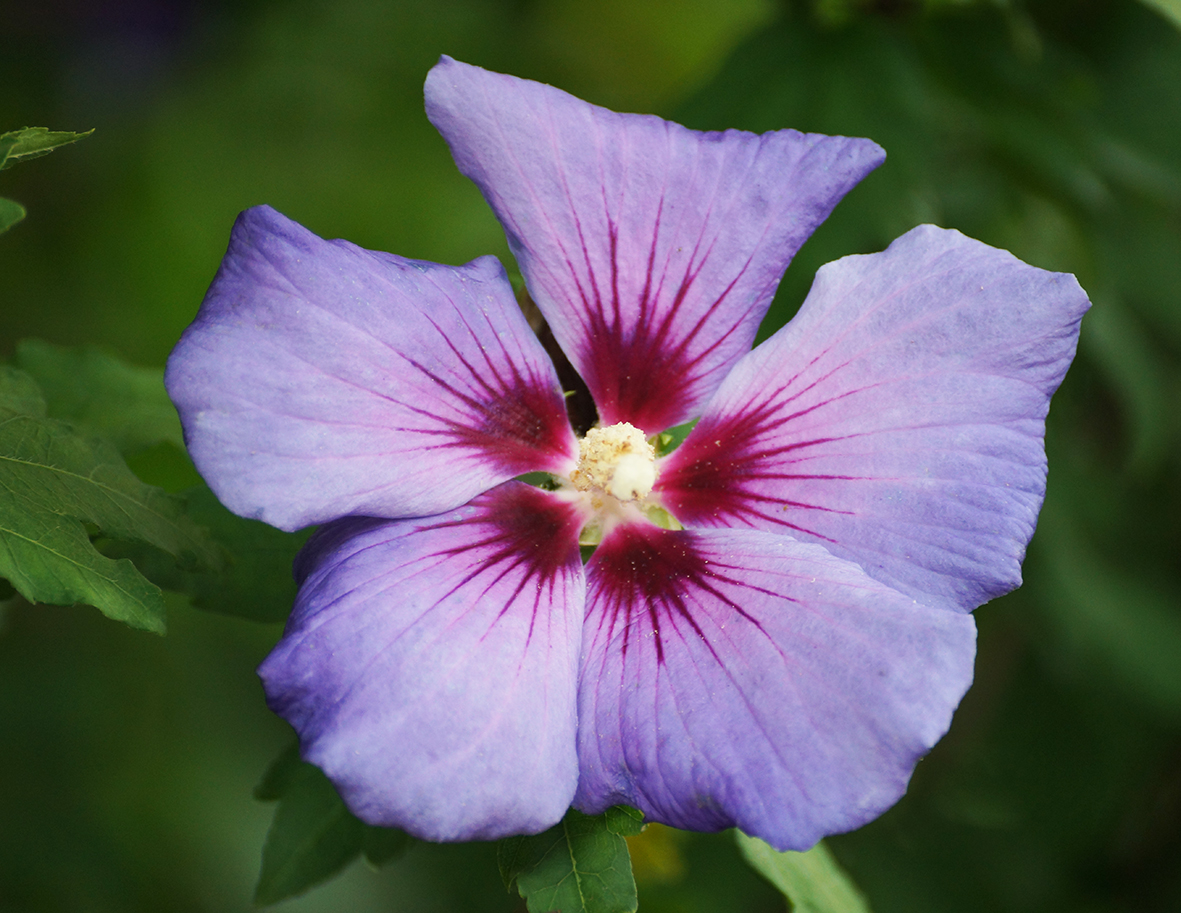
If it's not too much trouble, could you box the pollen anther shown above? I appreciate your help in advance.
[570,422,657,502]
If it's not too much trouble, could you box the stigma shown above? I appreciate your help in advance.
[569,422,657,502]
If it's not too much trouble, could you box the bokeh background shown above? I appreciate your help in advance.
[2,0,1180,910]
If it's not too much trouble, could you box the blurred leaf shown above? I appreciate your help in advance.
[0,127,92,171]
[1036,505,1181,719]
[0,367,218,631]
[0,196,25,233]
[676,0,1180,353]
[1139,0,1181,31]
[0,365,46,417]
[253,743,411,903]
[119,484,308,622]
[361,825,413,868]
[1079,298,1173,474]
[254,741,305,801]
[254,757,366,906]
[13,339,184,455]
[498,808,638,913]
[736,833,872,913]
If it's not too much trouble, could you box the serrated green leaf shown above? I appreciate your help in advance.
[0,196,26,233]
[254,759,365,906]
[14,339,184,455]
[498,808,638,913]
[0,407,220,565]
[0,493,167,632]
[0,367,220,630]
[10,341,301,621]
[0,127,93,171]
[736,833,872,913]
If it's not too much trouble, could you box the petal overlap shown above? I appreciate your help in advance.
[574,522,976,851]
[657,225,1090,611]
[165,205,576,532]
[426,56,885,433]
[159,55,1090,856]
[259,482,587,842]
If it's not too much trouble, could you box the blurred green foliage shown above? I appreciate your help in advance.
[1,0,1179,911]
[0,127,92,232]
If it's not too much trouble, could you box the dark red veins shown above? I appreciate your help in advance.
[425,483,584,633]
[656,386,860,539]
[398,313,575,474]
[586,523,769,666]
[570,214,754,434]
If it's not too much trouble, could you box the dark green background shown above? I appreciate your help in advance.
[2,1,1179,910]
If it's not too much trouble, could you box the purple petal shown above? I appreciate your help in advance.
[425,57,884,433]
[165,205,576,532]
[574,522,976,851]
[657,225,1090,611]
[259,482,587,842]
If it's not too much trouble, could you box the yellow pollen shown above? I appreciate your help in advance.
[569,422,657,502]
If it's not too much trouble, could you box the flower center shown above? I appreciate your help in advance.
[569,422,657,502]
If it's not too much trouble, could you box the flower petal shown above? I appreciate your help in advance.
[425,57,884,432]
[657,225,1089,611]
[166,205,576,532]
[574,522,976,851]
[259,482,586,842]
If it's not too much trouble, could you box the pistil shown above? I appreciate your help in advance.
[569,422,657,502]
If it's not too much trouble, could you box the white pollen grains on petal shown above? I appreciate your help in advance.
[657,224,1091,612]
[165,205,577,533]
[574,523,977,851]
[425,56,885,433]
[258,482,585,842]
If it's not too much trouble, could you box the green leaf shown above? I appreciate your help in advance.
[1036,504,1181,719]
[253,742,305,801]
[498,808,638,913]
[0,196,25,233]
[736,833,872,913]
[653,418,698,456]
[0,127,93,171]
[1139,0,1181,32]
[0,366,47,418]
[0,367,220,631]
[124,484,308,622]
[1079,298,1172,474]
[14,339,184,455]
[361,825,413,868]
[254,757,366,906]
[0,481,166,632]
[9,341,303,622]
[604,805,645,837]
[253,743,411,903]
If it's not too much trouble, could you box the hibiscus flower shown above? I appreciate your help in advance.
[165,57,1088,850]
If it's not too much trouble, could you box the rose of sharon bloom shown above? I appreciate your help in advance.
[165,56,1089,850]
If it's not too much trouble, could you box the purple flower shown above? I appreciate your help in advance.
[165,57,1089,850]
